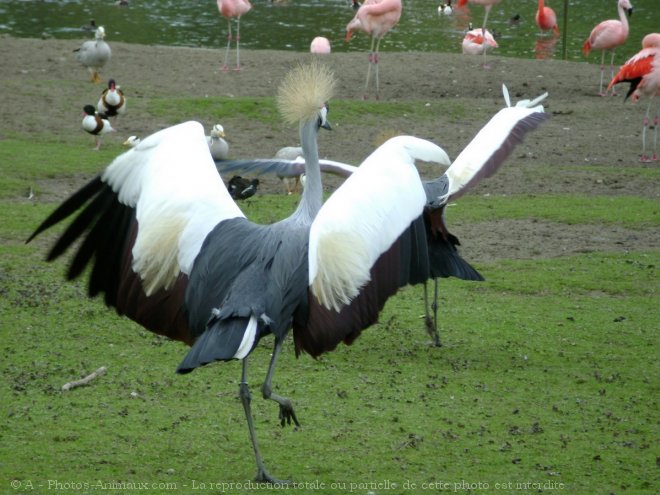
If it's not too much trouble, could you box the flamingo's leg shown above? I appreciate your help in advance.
[640,101,652,162]
[364,36,376,99]
[652,102,658,161]
[235,18,242,71]
[374,37,382,100]
[222,19,232,71]
[598,50,607,96]
[609,51,618,96]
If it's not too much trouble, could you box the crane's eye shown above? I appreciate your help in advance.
[318,104,332,130]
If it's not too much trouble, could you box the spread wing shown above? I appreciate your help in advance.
[27,121,244,343]
[216,157,358,179]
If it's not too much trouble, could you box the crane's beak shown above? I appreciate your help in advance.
[321,120,332,131]
[627,8,633,17]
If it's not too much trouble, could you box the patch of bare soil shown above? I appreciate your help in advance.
[1,36,657,263]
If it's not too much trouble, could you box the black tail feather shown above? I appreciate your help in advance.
[176,317,252,374]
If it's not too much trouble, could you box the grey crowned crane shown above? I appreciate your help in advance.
[216,84,550,346]
[27,62,548,482]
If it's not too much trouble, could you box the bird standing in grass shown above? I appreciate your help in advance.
[457,0,501,67]
[29,62,548,483]
[345,0,402,99]
[207,124,230,160]
[583,0,634,96]
[310,37,331,54]
[462,23,498,56]
[438,1,453,16]
[608,33,660,162]
[82,104,115,150]
[217,0,252,71]
[74,26,111,83]
[97,79,126,127]
[228,176,259,199]
[535,0,559,35]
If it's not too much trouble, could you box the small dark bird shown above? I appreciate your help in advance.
[81,19,97,33]
[228,176,259,200]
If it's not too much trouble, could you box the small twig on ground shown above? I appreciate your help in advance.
[61,366,107,391]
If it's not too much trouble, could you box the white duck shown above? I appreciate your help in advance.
[207,124,229,161]
[75,26,111,83]
[82,104,115,150]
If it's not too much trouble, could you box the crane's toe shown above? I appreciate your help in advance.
[278,400,300,428]
[255,469,291,485]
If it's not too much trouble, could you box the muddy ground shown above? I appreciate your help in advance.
[1,36,657,263]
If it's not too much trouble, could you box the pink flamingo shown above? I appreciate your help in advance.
[582,0,634,96]
[536,0,559,35]
[462,24,498,56]
[608,33,660,162]
[310,36,331,54]
[457,0,501,67]
[216,0,252,71]
[345,0,402,99]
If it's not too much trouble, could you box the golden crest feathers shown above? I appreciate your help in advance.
[277,61,336,125]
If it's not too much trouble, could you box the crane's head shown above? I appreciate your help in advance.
[277,61,336,130]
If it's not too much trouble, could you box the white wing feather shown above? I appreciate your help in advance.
[444,104,546,201]
[102,121,245,294]
[309,136,450,311]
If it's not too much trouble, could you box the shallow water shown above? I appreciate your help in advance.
[0,0,658,63]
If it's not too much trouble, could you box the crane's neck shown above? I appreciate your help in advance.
[538,0,544,9]
[292,118,323,224]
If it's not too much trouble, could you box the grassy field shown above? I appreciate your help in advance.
[1,98,658,495]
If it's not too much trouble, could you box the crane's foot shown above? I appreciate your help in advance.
[652,153,658,161]
[233,65,242,72]
[278,399,300,428]
[423,316,442,348]
[255,469,291,485]
[639,154,653,163]
[221,64,230,72]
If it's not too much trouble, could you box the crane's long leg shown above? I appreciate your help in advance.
[239,358,287,483]
[261,337,300,428]
[222,19,233,71]
[423,280,441,347]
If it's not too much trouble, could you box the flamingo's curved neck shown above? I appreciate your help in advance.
[617,2,629,35]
